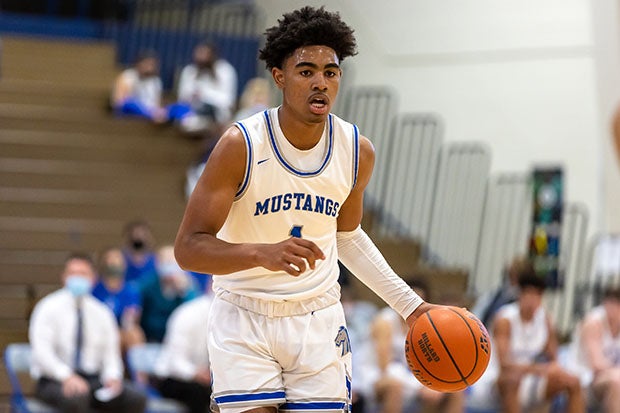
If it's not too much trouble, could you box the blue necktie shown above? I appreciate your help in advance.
[74,304,83,370]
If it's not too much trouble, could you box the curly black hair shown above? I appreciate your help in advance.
[259,6,358,69]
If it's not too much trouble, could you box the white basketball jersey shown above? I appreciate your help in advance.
[568,306,620,384]
[213,107,359,301]
[497,302,549,364]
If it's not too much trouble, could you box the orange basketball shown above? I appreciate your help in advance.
[405,306,491,392]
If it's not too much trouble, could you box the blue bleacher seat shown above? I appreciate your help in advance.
[4,343,57,413]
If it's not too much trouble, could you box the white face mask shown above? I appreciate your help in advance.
[65,275,92,297]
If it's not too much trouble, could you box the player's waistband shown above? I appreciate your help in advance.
[213,284,341,317]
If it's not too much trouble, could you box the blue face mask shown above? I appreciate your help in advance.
[65,275,92,297]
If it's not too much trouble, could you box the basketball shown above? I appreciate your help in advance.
[405,306,491,392]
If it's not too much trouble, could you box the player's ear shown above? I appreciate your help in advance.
[272,67,285,89]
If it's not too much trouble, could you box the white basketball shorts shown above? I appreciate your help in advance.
[207,288,353,413]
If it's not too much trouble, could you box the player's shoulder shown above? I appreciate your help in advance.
[581,306,606,330]
[495,302,518,320]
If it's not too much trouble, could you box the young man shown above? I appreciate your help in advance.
[493,269,584,413]
[567,286,620,412]
[174,6,437,413]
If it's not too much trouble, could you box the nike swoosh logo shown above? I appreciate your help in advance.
[257,158,270,165]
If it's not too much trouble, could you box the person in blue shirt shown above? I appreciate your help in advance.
[138,245,199,343]
[92,247,145,354]
[121,220,158,285]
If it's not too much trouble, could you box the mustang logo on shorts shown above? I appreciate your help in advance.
[334,326,351,357]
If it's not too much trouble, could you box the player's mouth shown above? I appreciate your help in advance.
[309,94,329,115]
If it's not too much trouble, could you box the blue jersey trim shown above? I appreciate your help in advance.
[264,110,333,177]
[352,124,360,189]
[215,390,286,404]
[280,401,348,410]
[234,120,253,198]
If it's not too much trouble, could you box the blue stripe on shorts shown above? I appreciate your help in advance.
[280,401,347,411]
[215,391,286,404]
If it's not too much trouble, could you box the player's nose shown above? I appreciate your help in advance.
[312,73,328,91]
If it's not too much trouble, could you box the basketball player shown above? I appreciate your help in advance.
[566,286,620,412]
[493,269,584,413]
[174,6,438,413]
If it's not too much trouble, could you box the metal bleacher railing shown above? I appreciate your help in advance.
[426,142,491,270]
[378,113,443,240]
[339,86,398,214]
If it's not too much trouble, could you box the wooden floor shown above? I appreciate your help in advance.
[0,35,202,404]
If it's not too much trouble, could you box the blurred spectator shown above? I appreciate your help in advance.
[233,77,273,121]
[175,41,238,134]
[566,285,620,412]
[138,245,199,342]
[92,247,145,353]
[471,255,528,327]
[493,271,584,413]
[122,220,158,285]
[153,293,213,413]
[29,252,147,413]
[339,264,378,413]
[359,277,464,413]
[110,50,167,123]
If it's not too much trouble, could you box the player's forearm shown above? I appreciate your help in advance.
[174,232,261,275]
[336,226,423,319]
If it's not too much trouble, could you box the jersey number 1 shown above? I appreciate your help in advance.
[290,225,303,238]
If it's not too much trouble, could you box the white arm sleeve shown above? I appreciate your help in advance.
[337,226,424,320]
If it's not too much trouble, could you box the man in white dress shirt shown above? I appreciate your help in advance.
[29,252,147,412]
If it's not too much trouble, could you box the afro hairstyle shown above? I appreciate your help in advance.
[259,6,357,70]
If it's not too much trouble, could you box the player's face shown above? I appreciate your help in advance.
[273,45,341,123]
[518,287,543,320]
[604,298,620,325]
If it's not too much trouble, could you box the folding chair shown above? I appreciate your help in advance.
[126,343,188,413]
[4,343,57,413]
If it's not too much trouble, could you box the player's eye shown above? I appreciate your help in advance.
[300,70,312,77]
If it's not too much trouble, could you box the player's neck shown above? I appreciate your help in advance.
[277,106,326,150]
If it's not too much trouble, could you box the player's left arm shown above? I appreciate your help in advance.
[336,135,437,328]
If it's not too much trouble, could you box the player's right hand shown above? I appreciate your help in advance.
[258,237,325,276]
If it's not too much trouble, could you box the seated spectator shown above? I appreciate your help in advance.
[339,265,378,413]
[138,245,199,342]
[359,277,464,413]
[153,293,213,413]
[493,269,584,413]
[92,247,145,353]
[566,285,620,412]
[471,255,527,327]
[122,220,158,285]
[29,252,147,413]
[110,50,167,123]
[174,41,238,134]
